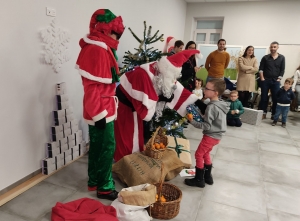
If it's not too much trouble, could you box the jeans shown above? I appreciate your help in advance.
[295,85,300,106]
[273,105,289,123]
[227,118,242,127]
[195,135,220,169]
[260,79,280,115]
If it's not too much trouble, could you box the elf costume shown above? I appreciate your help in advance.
[76,9,124,200]
[114,50,201,162]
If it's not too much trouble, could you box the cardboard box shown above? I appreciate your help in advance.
[47,142,60,158]
[53,110,66,119]
[59,137,68,148]
[56,82,66,95]
[71,146,80,159]
[62,122,71,131]
[66,114,75,122]
[64,149,72,164]
[51,125,63,134]
[56,94,69,103]
[68,139,76,148]
[71,125,79,134]
[60,143,69,152]
[65,108,74,115]
[42,158,56,175]
[70,119,78,128]
[79,141,87,156]
[64,128,72,137]
[167,136,192,169]
[55,154,64,170]
[240,108,263,126]
[57,101,70,110]
[74,130,83,145]
[54,117,67,126]
[52,131,64,142]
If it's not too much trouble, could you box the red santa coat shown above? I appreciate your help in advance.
[51,197,118,221]
[76,36,118,125]
[114,62,198,162]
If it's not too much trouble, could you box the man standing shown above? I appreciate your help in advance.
[76,9,125,200]
[205,39,230,82]
[259,41,285,119]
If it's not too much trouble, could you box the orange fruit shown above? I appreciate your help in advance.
[187,113,193,121]
[160,195,166,202]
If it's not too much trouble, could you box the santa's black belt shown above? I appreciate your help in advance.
[116,85,135,111]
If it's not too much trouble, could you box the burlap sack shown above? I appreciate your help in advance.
[112,149,184,187]
[118,183,156,206]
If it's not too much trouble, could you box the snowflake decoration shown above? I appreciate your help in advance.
[40,18,71,73]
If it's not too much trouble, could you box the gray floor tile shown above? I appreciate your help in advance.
[212,159,262,184]
[219,136,258,151]
[287,130,300,141]
[189,138,200,151]
[259,123,291,137]
[262,165,300,189]
[268,209,300,221]
[43,161,88,190]
[195,200,268,221]
[0,211,28,221]
[76,154,88,164]
[203,177,267,215]
[265,182,300,216]
[224,127,258,141]
[215,147,260,165]
[259,141,300,156]
[258,132,295,145]
[185,130,202,140]
[40,211,51,221]
[260,151,300,171]
[0,182,74,220]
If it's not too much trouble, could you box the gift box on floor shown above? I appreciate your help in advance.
[56,82,66,95]
[55,154,64,170]
[71,145,80,159]
[47,142,61,158]
[53,110,66,119]
[42,158,56,175]
[64,149,72,164]
[240,108,263,126]
[167,136,192,169]
[79,142,87,156]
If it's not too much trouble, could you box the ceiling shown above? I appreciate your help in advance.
[185,0,288,2]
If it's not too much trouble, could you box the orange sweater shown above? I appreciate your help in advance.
[205,50,230,78]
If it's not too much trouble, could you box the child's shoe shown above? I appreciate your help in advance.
[282,123,286,128]
[185,167,205,188]
[204,164,213,185]
[272,121,277,126]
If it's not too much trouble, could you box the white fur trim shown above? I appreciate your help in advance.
[84,119,95,125]
[157,57,182,79]
[143,105,156,121]
[176,94,199,117]
[140,62,156,80]
[120,74,157,110]
[92,110,108,122]
[83,35,108,50]
[75,65,112,84]
[132,112,139,153]
[166,82,184,109]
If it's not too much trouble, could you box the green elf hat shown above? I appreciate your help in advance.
[89,9,125,37]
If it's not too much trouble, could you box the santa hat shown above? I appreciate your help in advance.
[163,36,177,53]
[89,9,125,37]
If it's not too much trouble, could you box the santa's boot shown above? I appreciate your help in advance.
[204,164,213,185]
[184,167,205,188]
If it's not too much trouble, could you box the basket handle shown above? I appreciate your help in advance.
[151,126,161,146]
[157,162,164,200]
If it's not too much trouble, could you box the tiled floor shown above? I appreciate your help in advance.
[1,112,300,221]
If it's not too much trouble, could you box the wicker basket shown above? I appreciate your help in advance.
[145,127,168,159]
[148,164,182,220]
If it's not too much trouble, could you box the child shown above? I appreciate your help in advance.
[192,78,204,100]
[185,79,228,188]
[227,90,244,127]
[272,78,295,128]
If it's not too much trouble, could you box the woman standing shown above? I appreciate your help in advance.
[180,41,201,91]
[292,65,300,111]
[236,46,258,107]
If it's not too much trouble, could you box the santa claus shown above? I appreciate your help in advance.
[114,50,206,162]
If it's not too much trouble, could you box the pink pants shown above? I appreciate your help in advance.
[195,135,220,169]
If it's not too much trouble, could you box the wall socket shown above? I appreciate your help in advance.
[46,7,56,17]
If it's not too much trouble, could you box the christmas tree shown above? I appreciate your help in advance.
[120,21,187,139]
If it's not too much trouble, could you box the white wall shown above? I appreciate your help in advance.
[184,0,300,81]
[0,0,187,191]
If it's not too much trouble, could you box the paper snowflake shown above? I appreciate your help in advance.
[40,18,71,73]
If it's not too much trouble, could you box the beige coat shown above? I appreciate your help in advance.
[236,57,258,92]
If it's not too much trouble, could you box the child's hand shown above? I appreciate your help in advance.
[231,110,235,115]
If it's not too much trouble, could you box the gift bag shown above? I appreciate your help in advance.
[118,183,156,207]
[186,104,204,122]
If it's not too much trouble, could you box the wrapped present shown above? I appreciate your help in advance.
[240,108,263,126]
[186,104,204,122]
[167,135,192,168]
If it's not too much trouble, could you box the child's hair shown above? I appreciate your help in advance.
[296,65,300,71]
[285,78,294,84]
[230,90,238,95]
[208,79,226,95]
[195,78,203,86]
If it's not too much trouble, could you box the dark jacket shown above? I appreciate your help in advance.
[277,87,295,104]
[227,99,244,118]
